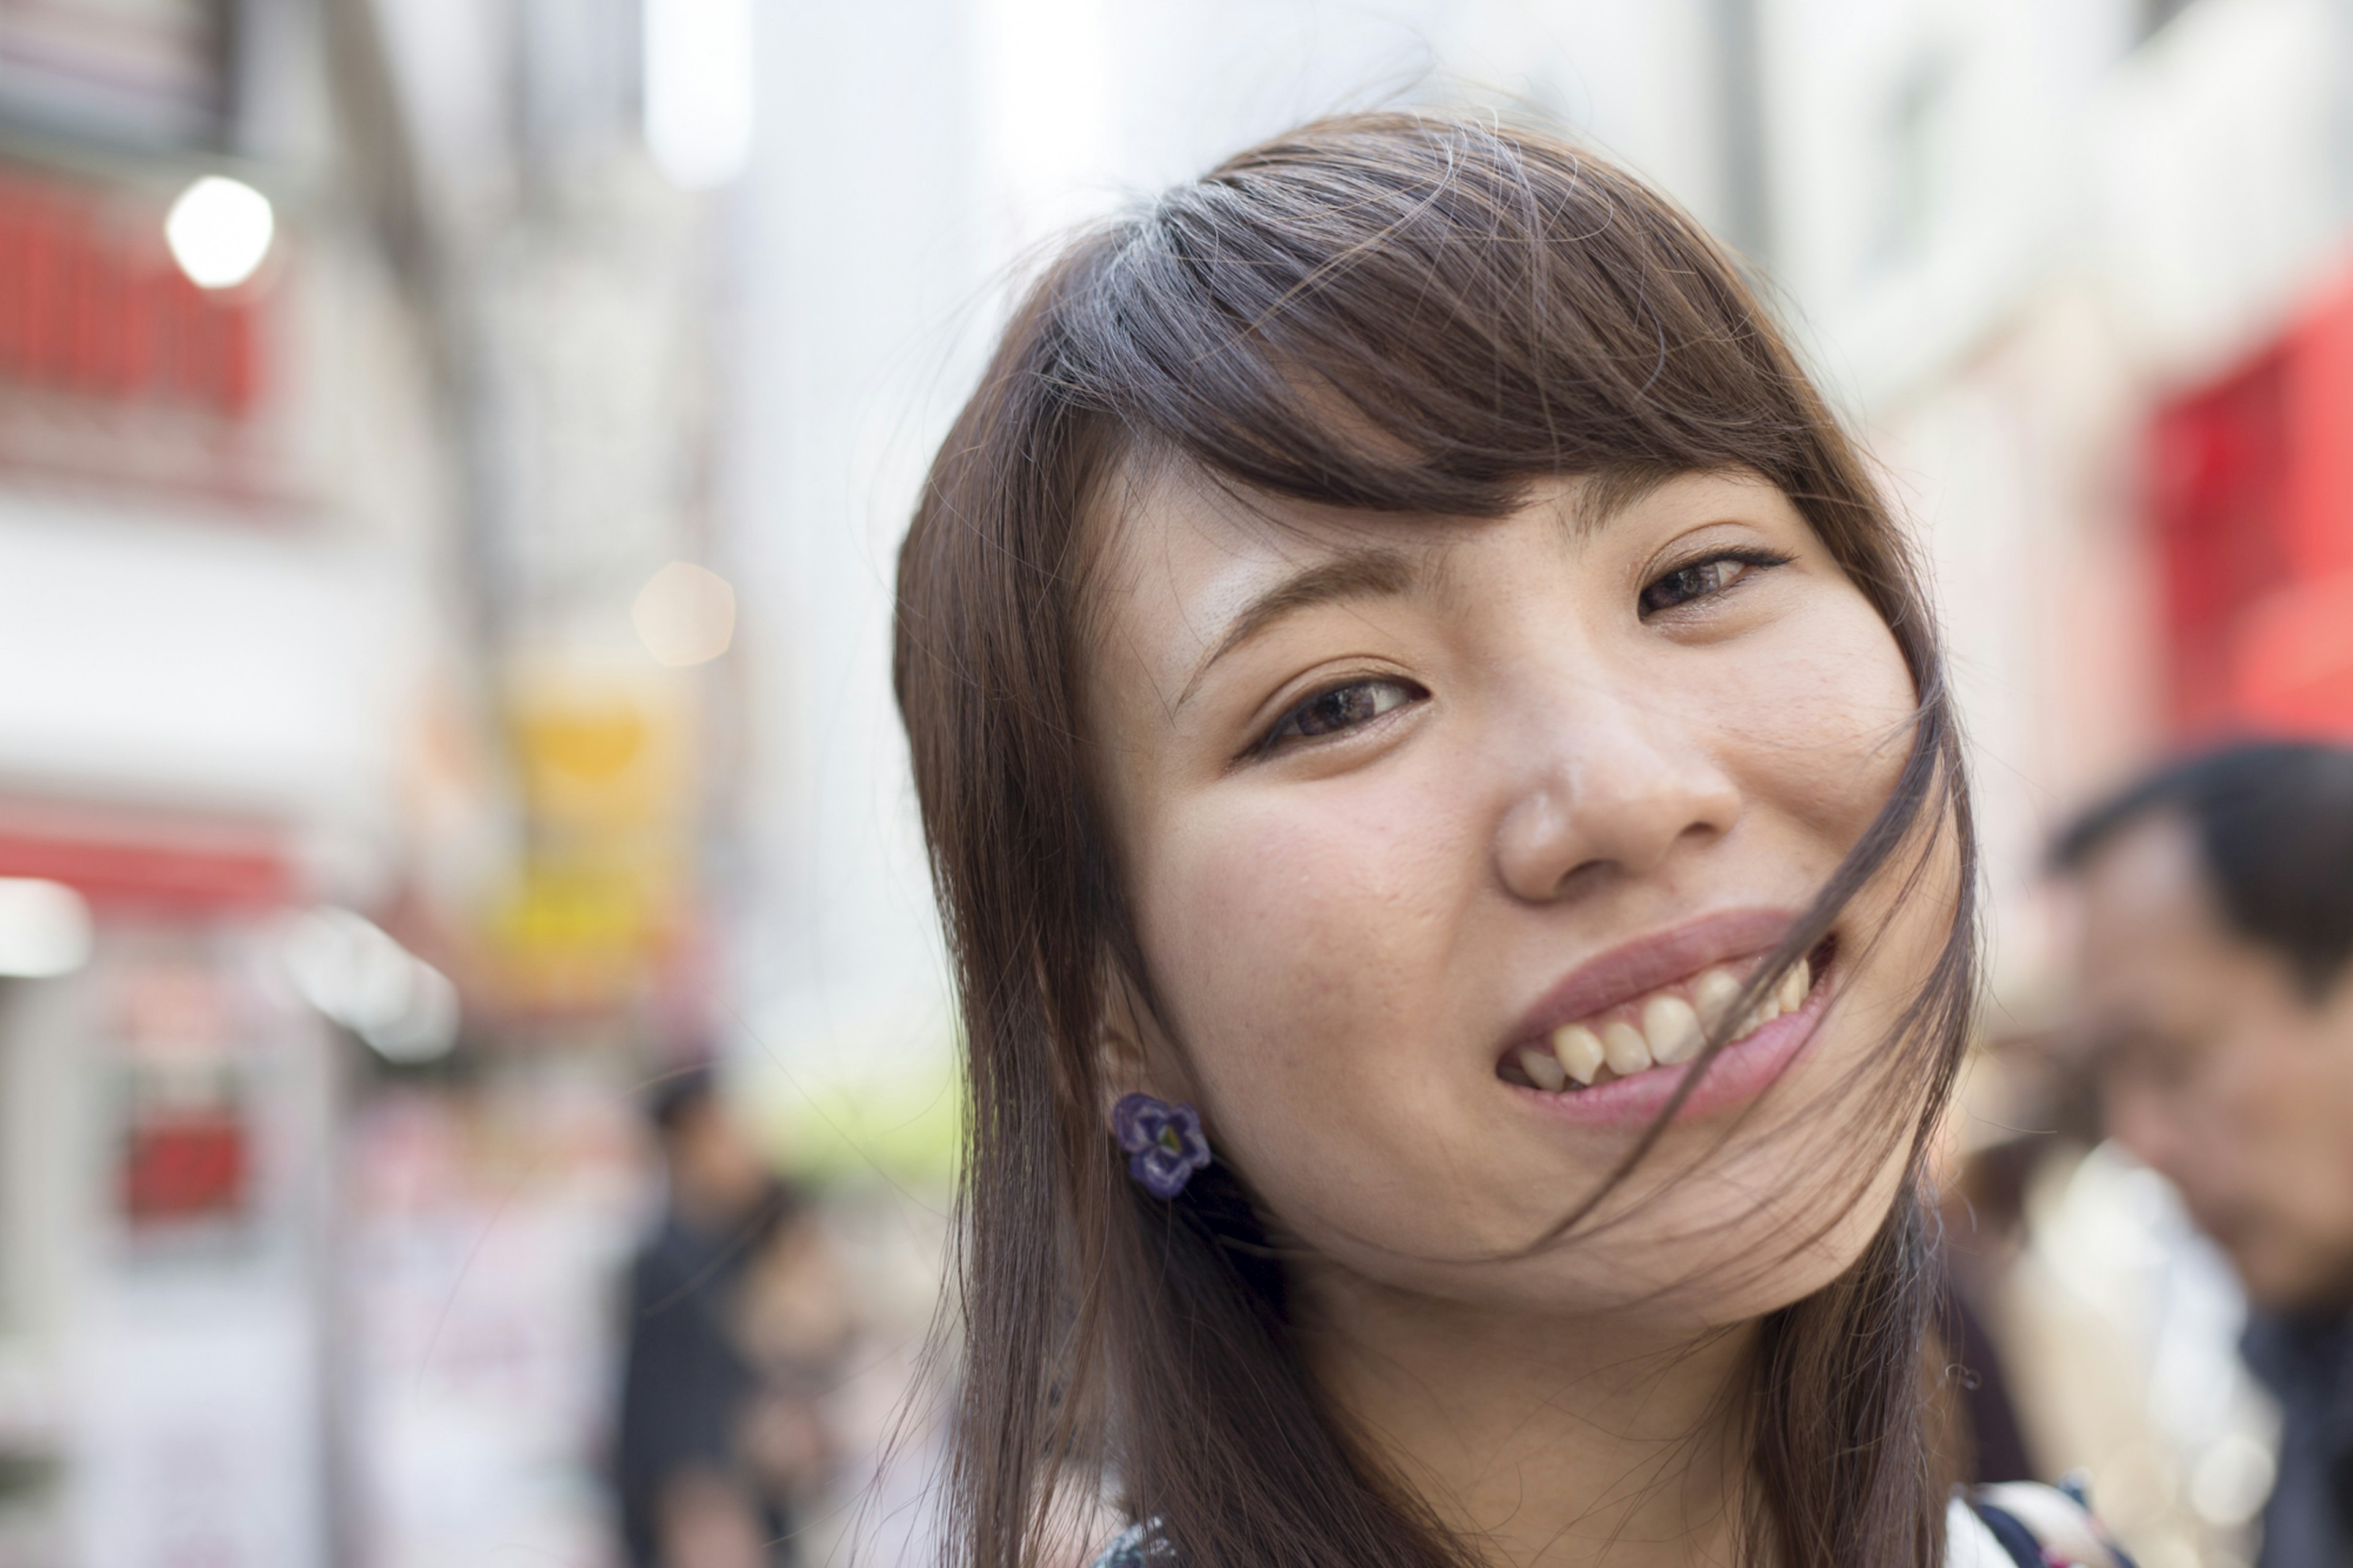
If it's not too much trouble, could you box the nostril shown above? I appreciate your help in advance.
[1545,858,1619,901]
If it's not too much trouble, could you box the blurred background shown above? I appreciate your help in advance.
[0,0,2343,1564]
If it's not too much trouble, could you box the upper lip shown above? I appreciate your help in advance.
[1507,906,1805,1046]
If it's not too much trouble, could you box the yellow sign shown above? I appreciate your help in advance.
[487,672,697,1012]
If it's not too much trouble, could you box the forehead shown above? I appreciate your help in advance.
[1089,463,1498,612]
[2074,814,2215,950]
[2072,812,2264,1007]
[1082,464,1780,662]
[1080,467,1452,699]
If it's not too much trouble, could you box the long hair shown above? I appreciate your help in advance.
[892,112,1978,1567]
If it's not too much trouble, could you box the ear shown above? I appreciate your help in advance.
[1096,956,1198,1115]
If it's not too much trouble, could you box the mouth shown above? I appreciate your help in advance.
[1497,925,1838,1116]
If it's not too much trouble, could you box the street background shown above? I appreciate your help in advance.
[0,1,2345,1564]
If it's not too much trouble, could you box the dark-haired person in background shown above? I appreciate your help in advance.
[614,1072,851,1568]
[2056,742,2353,1566]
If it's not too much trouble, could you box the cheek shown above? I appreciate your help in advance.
[1139,776,1466,1088]
[1690,594,1950,1138]
[2227,1032,2353,1206]
[1703,595,1917,838]
[1123,767,1503,1241]
[1708,595,1934,982]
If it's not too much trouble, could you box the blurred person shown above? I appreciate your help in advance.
[2055,741,2353,1566]
[615,1071,852,1568]
[891,113,2127,1568]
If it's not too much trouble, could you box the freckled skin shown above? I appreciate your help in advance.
[2074,815,2353,1311]
[1086,471,1950,1320]
[1079,470,1963,1562]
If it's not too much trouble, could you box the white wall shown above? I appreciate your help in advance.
[0,493,405,829]
[729,0,982,1095]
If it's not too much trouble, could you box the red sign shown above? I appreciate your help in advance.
[0,797,290,914]
[0,167,259,415]
[0,160,284,504]
[2148,265,2353,740]
[122,1112,246,1223]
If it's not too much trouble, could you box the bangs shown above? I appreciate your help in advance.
[1048,113,1810,520]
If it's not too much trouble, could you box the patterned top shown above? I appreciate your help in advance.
[1090,1483,2135,1568]
[1088,1523,1169,1568]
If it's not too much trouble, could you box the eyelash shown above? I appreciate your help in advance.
[1638,548,1793,618]
[1254,674,1427,757]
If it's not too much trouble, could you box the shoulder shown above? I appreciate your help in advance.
[1949,1482,2137,1568]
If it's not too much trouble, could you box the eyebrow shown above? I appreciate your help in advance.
[1164,471,1692,711]
[1176,547,1422,710]
[1574,464,1684,533]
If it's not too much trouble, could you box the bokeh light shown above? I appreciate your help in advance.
[0,877,91,977]
[281,907,459,1063]
[632,560,737,667]
[643,0,753,189]
[164,175,275,290]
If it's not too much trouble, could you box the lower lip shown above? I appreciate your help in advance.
[1504,969,1833,1129]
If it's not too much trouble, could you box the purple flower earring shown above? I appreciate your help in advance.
[1112,1093,1211,1198]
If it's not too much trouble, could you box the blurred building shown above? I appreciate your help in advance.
[4,1,2352,1566]
[0,1,737,1565]
[0,2,447,1564]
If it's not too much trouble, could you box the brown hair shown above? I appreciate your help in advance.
[893,112,1977,1567]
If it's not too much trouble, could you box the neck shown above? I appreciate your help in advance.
[1293,1271,1757,1568]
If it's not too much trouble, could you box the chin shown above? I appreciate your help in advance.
[1533,1168,1906,1328]
[2240,1255,2353,1317]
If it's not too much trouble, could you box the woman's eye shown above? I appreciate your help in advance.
[1638,550,1788,618]
[1262,677,1423,750]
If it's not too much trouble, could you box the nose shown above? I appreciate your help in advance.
[1493,687,1743,904]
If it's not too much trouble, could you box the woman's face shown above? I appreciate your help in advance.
[1085,469,1951,1329]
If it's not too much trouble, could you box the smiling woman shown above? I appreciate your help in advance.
[893,114,2036,1568]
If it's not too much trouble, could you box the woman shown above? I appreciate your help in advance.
[892,113,2121,1567]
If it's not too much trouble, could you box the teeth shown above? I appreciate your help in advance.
[1643,993,1703,1065]
[1693,968,1743,1031]
[1517,952,1824,1092]
[1518,1045,1567,1093]
[1778,958,1811,1013]
[1601,1020,1652,1076]
[1550,1023,1605,1086]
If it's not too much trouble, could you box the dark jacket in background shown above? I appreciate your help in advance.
[2244,1310,2353,1567]
[614,1193,795,1568]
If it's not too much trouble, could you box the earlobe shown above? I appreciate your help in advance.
[1096,963,1214,1199]
[1094,959,1195,1115]
[1095,965,1156,1107]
